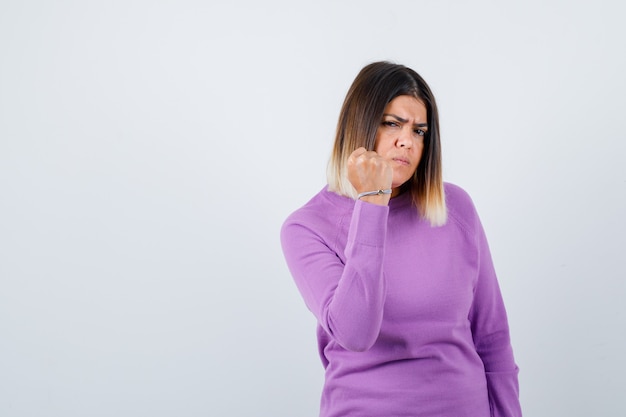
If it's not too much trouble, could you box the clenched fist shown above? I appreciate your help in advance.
[347,147,393,206]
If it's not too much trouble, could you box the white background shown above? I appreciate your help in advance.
[1,1,625,416]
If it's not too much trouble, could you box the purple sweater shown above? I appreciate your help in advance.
[281,183,521,417]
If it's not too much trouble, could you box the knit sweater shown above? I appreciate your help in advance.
[280,183,521,417]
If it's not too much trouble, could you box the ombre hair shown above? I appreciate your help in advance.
[327,61,447,226]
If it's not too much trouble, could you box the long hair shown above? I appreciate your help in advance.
[327,61,447,226]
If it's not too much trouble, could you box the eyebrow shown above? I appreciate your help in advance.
[383,113,428,129]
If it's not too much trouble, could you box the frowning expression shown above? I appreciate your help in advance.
[374,95,427,195]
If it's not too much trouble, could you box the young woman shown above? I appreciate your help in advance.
[281,61,522,417]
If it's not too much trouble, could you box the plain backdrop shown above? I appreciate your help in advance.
[1,1,625,416]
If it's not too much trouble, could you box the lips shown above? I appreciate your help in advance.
[392,157,410,166]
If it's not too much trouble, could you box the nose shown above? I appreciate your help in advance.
[396,126,413,148]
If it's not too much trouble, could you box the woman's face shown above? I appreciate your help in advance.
[374,95,427,194]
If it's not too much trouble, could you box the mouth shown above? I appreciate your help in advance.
[392,157,410,166]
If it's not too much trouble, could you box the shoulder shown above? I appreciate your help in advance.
[444,182,480,235]
[281,187,352,242]
[444,182,476,213]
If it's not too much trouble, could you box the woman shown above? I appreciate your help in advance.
[280,61,522,417]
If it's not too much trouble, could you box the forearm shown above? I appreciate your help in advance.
[322,202,387,351]
[469,214,521,416]
[281,199,389,352]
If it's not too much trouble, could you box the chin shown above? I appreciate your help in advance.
[392,177,412,189]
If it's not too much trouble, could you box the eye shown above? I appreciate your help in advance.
[414,129,426,136]
[382,121,398,127]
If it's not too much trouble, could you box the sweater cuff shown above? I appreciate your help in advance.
[486,368,522,417]
[346,200,389,247]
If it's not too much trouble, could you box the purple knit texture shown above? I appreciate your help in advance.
[281,183,522,417]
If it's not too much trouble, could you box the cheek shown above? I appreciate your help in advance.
[412,144,424,169]
[416,141,425,158]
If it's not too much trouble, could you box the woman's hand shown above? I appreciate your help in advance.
[347,147,393,206]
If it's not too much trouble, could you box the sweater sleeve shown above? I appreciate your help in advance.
[468,214,522,417]
[280,200,388,352]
